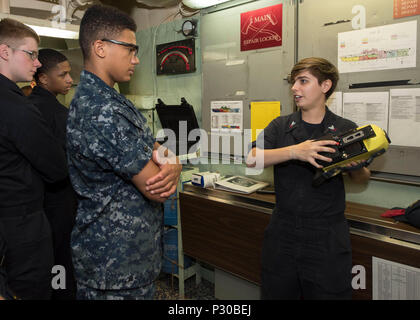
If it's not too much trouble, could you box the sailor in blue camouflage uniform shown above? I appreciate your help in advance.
[67,5,181,300]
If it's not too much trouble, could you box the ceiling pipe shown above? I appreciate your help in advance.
[135,0,181,8]
[182,0,232,9]
[0,0,10,14]
[66,0,92,22]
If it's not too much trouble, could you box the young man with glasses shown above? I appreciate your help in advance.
[67,5,182,299]
[0,18,68,299]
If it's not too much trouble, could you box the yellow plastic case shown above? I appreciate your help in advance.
[313,124,391,186]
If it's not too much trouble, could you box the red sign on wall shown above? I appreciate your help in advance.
[240,4,283,52]
[394,0,420,19]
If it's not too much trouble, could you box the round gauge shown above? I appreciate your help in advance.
[182,20,196,37]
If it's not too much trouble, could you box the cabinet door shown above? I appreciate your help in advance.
[201,0,296,158]
[298,0,420,177]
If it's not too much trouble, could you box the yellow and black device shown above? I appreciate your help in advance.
[313,124,391,186]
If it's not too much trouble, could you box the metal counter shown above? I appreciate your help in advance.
[182,183,420,249]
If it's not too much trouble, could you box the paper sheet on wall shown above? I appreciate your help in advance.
[338,20,417,73]
[372,257,420,300]
[343,92,389,130]
[326,92,343,117]
[250,101,281,141]
[210,101,243,158]
[210,101,243,133]
[389,88,420,147]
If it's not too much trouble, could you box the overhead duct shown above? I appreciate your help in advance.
[5,0,85,26]
[66,0,92,22]
[135,0,181,8]
[0,0,80,39]
[0,0,10,14]
[182,0,232,9]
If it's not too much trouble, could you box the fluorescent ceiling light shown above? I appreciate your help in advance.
[182,0,232,9]
[27,25,79,39]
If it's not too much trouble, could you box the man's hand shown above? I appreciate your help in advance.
[145,149,182,198]
[289,139,338,168]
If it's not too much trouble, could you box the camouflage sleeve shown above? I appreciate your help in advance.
[87,108,154,181]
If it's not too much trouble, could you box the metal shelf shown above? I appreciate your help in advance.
[370,171,420,187]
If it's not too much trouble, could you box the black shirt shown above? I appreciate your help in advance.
[256,107,357,217]
[0,73,67,209]
[302,120,322,138]
[28,86,68,150]
[28,85,75,207]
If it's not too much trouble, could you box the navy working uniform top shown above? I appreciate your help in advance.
[67,70,163,290]
[255,107,358,298]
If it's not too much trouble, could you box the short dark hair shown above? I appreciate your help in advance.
[0,18,40,46]
[291,57,339,100]
[34,48,68,82]
[79,4,137,60]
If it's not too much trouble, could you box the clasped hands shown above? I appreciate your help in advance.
[145,146,182,198]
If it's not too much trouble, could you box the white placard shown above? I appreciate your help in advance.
[343,92,389,130]
[326,91,343,117]
[210,101,243,133]
[372,257,420,300]
[389,88,420,147]
[338,20,417,73]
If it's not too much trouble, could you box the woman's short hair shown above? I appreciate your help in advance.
[291,57,339,100]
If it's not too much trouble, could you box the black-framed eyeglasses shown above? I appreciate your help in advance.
[8,45,38,61]
[101,39,139,57]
